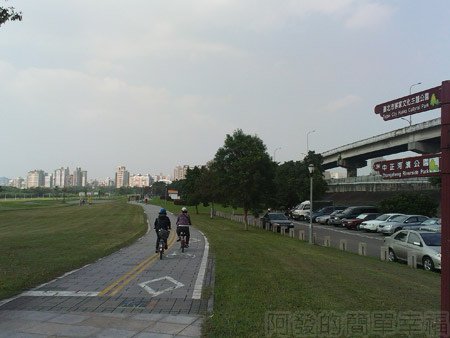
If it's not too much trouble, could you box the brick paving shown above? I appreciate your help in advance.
[0,204,214,337]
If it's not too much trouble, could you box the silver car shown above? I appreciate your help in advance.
[360,213,404,232]
[377,215,429,235]
[384,230,441,271]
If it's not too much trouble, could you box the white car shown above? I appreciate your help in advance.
[359,213,404,232]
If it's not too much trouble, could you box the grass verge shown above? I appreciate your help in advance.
[155,200,440,337]
[0,200,146,300]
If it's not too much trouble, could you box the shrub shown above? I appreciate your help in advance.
[173,199,187,205]
[379,192,438,217]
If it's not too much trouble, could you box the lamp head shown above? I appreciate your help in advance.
[308,164,315,174]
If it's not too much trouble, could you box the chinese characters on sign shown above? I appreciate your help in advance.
[373,154,440,179]
[374,86,441,121]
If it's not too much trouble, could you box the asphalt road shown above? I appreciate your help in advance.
[293,220,386,258]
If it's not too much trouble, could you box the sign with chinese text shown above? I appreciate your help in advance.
[373,154,440,179]
[374,86,441,121]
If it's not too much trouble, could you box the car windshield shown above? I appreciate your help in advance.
[356,214,368,219]
[317,207,330,213]
[422,218,441,225]
[269,213,288,220]
[420,233,441,246]
[390,215,408,222]
[375,214,391,221]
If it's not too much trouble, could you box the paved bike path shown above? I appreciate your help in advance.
[0,204,213,337]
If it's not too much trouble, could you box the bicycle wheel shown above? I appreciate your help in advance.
[159,241,164,260]
[181,238,185,253]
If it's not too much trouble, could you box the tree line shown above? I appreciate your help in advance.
[173,129,327,228]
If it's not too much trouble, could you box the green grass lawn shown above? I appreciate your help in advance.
[0,200,146,300]
[156,200,440,337]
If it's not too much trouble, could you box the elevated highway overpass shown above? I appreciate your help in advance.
[321,118,441,177]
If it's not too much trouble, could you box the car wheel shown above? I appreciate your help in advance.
[388,249,397,262]
[423,256,435,271]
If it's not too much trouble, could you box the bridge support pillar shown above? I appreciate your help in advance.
[337,158,367,177]
[408,140,440,154]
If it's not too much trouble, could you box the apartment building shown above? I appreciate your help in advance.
[129,174,153,187]
[115,166,130,188]
[27,170,45,188]
[173,165,190,181]
[54,167,70,187]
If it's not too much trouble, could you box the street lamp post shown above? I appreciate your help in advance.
[307,130,315,153]
[401,82,422,126]
[308,164,314,244]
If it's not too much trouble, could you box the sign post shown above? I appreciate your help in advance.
[441,81,450,331]
[375,81,449,336]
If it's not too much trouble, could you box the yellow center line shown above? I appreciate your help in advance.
[99,229,177,297]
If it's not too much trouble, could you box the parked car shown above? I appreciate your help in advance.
[291,200,334,221]
[384,230,441,271]
[377,215,429,235]
[306,206,347,223]
[329,206,379,226]
[317,210,342,225]
[260,212,294,232]
[291,201,310,220]
[359,213,405,232]
[342,213,381,230]
[419,218,441,232]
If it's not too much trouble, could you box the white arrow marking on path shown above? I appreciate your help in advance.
[138,276,184,297]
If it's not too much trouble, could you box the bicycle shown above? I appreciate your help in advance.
[157,228,169,260]
[178,226,188,252]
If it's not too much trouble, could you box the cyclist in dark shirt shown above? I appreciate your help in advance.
[154,208,171,253]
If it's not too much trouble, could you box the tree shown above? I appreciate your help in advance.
[274,160,303,209]
[300,151,328,202]
[211,129,276,229]
[151,181,168,198]
[273,151,328,210]
[0,3,22,27]
[183,167,203,214]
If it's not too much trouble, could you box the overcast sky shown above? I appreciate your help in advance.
[1,1,448,180]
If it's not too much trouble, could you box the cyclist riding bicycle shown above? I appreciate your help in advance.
[176,207,191,247]
[154,208,171,253]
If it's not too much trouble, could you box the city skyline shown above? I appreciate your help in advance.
[1,1,448,179]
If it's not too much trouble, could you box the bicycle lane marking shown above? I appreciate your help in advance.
[99,229,177,297]
[192,230,209,299]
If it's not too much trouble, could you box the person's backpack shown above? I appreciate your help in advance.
[177,213,191,225]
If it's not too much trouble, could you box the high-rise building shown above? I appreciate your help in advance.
[54,167,70,187]
[27,170,45,188]
[173,165,190,181]
[81,171,88,187]
[44,173,53,188]
[11,177,25,189]
[129,174,153,187]
[72,167,83,187]
[115,166,130,188]
[0,177,9,186]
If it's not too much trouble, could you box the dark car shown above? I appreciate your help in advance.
[306,206,347,223]
[342,213,381,230]
[330,206,379,227]
[261,212,294,232]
